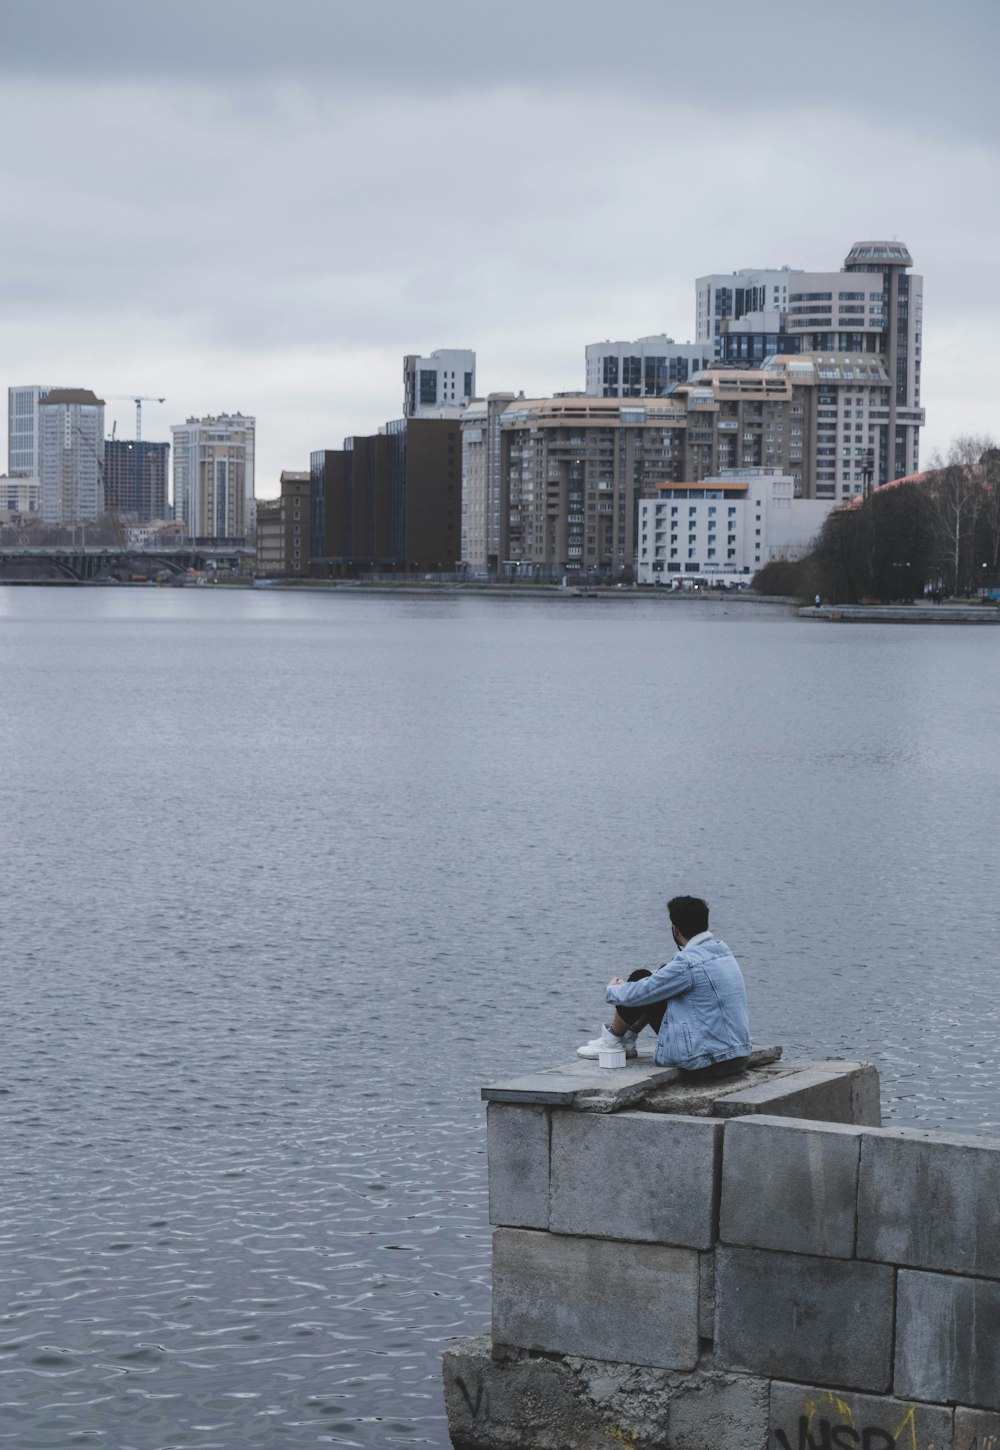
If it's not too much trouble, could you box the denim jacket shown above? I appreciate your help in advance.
[606,933,751,1070]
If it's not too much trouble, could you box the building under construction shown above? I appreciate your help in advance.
[103,439,170,522]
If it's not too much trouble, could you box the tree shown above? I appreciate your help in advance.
[926,436,992,595]
[978,446,1000,586]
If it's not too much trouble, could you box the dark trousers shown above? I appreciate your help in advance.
[615,970,667,1033]
[615,969,750,1080]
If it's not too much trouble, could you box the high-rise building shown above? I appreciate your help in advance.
[696,267,802,359]
[8,384,68,478]
[495,396,667,580]
[585,337,714,398]
[403,349,476,418]
[460,393,517,578]
[171,413,255,540]
[37,388,105,523]
[103,440,169,521]
[310,418,460,577]
[697,241,924,483]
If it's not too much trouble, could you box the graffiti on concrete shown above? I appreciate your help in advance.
[774,1391,929,1450]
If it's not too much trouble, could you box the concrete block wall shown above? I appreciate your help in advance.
[446,1059,1000,1449]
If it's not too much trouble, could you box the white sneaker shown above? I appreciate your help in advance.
[577,1025,638,1060]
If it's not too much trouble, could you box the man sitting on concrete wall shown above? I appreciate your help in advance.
[577,895,751,1077]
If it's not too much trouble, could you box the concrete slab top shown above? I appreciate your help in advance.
[482,1046,783,1113]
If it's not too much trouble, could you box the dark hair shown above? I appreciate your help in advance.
[668,895,710,939]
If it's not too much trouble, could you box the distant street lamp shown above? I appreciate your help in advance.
[983,562,989,600]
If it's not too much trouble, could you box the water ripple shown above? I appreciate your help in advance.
[2,590,999,1445]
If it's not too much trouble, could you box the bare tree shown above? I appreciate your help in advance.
[927,436,991,594]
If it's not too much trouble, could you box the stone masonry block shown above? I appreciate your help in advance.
[715,1245,893,1392]
[715,1065,880,1126]
[720,1116,862,1258]
[858,1126,1000,1277]
[698,1250,715,1341]
[955,1408,1000,1450]
[487,1103,550,1229]
[770,1382,953,1450]
[549,1110,722,1248]
[896,1270,1000,1411]
[492,1226,700,1370]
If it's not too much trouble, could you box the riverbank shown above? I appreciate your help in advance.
[801,602,1000,624]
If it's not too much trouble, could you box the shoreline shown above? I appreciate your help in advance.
[801,603,1000,624]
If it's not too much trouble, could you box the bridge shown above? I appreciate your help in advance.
[0,544,254,583]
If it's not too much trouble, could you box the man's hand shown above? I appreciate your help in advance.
[608,976,624,986]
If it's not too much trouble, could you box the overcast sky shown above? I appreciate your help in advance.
[2,0,998,496]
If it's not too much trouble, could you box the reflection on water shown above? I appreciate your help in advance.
[2,588,999,1446]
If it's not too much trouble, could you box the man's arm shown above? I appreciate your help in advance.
[605,956,693,1008]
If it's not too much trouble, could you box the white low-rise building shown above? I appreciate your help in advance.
[0,475,40,517]
[636,469,833,585]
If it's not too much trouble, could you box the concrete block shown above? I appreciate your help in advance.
[487,1103,550,1229]
[715,1245,893,1392]
[549,1110,722,1248]
[955,1407,1000,1450]
[770,1382,953,1450]
[896,1270,1000,1410]
[481,1058,677,1109]
[442,1336,769,1450]
[715,1064,880,1125]
[669,1370,770,1450]
[858,1126,1000,1276]
[851,1065,882,1127]
[492,1226,700,1370]
[720,1116,862,1258]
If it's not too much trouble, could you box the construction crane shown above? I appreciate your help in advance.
[107,395,166,443]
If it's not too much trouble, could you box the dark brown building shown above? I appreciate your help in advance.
[310,418,460,577]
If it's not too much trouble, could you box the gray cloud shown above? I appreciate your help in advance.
[1,0,997,487]
[3,0,998,142]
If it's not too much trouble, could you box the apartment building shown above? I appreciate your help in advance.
[670,371,799,485]
[670,358,896,502]
[403,349,476,418]
[585,337,714,398]
[696,268,801,359]
[636,470,833,584]
[497,395,692,580]
[256,471,310,576]
[37,388,105,523]
[8,385,68,477]
[460,393,516,577]
[171,413,255,540]
[697,241,923,483]
[760,353,894,501]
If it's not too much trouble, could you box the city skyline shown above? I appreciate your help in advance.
[1,0,997,495]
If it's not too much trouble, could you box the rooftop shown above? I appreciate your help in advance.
[39,388,105,407]
[844,240,913,268]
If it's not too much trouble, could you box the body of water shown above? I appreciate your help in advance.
[2,586,999,1447]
